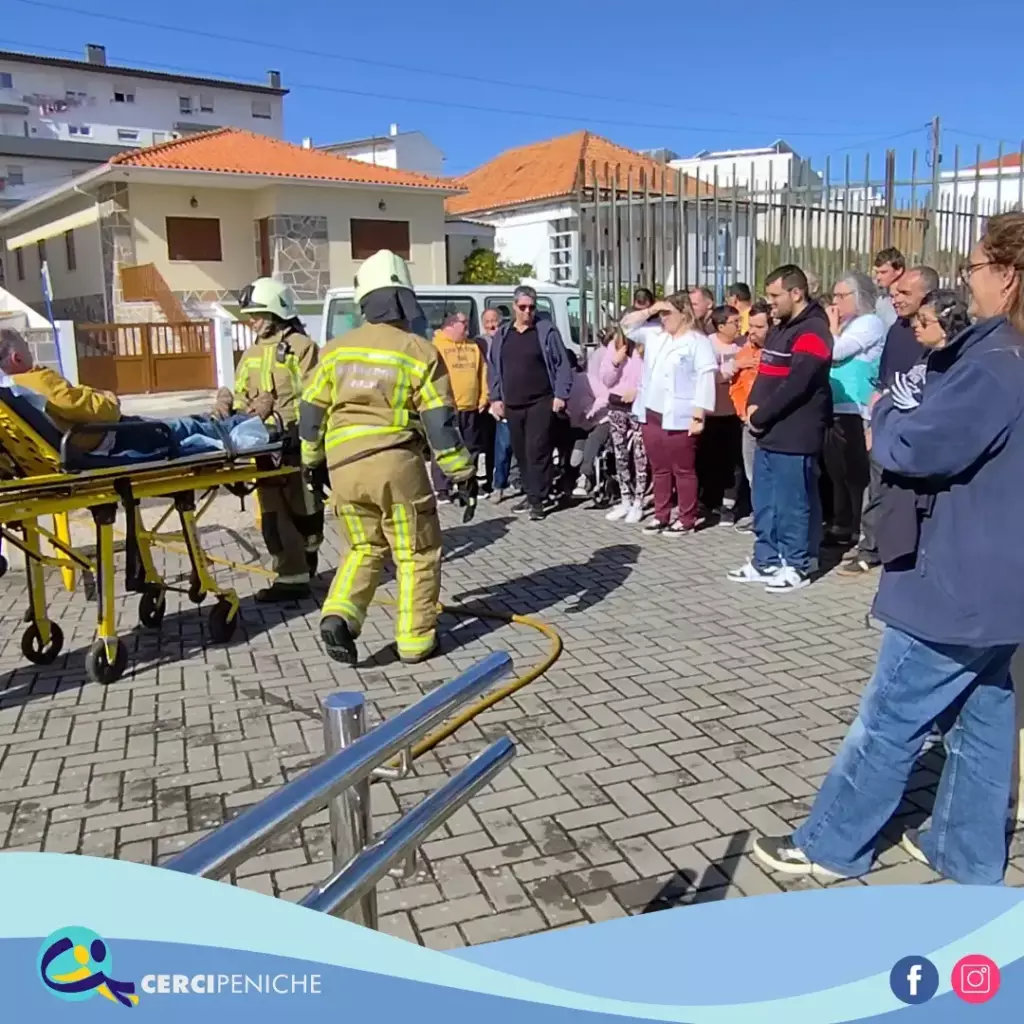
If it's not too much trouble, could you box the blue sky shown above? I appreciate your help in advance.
[4,0,1023,178]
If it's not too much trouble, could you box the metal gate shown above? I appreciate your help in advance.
[76,321,215,394]
[574,127,1024,338]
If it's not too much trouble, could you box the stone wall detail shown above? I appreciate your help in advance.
[255,214,329,300]
[98,182,136,322]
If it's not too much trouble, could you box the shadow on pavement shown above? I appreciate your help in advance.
[641,830,749,911]
[0,588,317,711]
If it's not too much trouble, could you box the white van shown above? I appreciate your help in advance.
[320,282,587,355]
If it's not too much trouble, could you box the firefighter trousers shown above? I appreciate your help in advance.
[324,446,443,660]
[258,469,324,585]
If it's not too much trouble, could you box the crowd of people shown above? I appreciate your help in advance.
[433,247,954,594]
[431,215,1024,886]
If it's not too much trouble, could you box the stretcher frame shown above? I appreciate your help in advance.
[0,394,299,684]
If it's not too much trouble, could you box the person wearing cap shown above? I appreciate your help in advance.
[299,250,476,666]
[218,277,323,602]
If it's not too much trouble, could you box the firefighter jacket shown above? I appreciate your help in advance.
[234,328,319,428]
[298,321,474,480]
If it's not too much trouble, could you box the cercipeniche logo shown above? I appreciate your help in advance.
[38,927,139,1007]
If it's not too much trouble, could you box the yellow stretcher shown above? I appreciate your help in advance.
[0,386,298,684]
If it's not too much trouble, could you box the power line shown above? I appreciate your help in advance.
[5,0,887,134]
[0,32,900,143]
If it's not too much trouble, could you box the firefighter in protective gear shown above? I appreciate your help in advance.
[224,277,324,602]
[299,250,475,666]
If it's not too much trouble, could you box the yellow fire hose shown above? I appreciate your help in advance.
[103,529,563,762]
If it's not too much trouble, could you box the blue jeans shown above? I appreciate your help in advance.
[752,447,820,573]
[793,626,1016,884]
[111,413,252,457]
[492,419,513,489]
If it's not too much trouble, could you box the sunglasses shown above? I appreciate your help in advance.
[516,303,535,311]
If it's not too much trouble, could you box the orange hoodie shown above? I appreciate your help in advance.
[433,332,488,412]
[728,340,762,418]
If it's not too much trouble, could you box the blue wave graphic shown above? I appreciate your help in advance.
[6,937,1024,1024]
[453,886,1024,1003]
[5,854,1024,1023]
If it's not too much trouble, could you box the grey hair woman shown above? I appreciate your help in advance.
[821,269,887,547]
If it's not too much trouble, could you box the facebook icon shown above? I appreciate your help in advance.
[890,956,939,1004]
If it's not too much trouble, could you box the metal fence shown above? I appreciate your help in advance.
[575,132,1024,336]
[165,652,516,926]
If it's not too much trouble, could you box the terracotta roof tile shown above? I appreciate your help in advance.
[446,130,710,216]
[970,152,1023,171]
[110,128,460,192]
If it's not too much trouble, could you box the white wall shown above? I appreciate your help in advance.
[325,132,444,177]
[1,154,98,205]
[445,220,494,283]
[669,151,815,192]
[480,204,574,282]
[0,56,283,149]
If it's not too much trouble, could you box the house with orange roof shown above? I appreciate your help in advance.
[0,127,463,328]
[445,130,723,290]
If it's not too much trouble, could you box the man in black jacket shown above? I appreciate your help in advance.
[727,265,832,592]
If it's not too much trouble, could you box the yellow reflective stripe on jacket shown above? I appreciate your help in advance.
[259,345,275,393]
[435,444,473,477]
[234,350,259,400]
[320,346,428,377]
[325,424,406,451]
[418,373,444,410]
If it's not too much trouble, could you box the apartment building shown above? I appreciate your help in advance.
[0,43,286,209]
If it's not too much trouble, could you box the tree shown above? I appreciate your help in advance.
[458,248,534,285]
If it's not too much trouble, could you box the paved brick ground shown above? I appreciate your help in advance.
[1,494,1021,949]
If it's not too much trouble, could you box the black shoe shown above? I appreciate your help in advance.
[511,498,531,514]
[255,581,311,603]
[643,520,668,535]
[398,637,439,665]
[751,835,844,878]
[320,615,358,665]
[529,505,546,522]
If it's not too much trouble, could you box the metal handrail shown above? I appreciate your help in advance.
[164,651,513,880]
[299,737,515,917]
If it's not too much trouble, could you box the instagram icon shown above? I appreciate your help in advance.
[951,955,1000,1004]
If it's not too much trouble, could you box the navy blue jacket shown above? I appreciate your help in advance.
[487,318,573,404]
[747,301,833,455]
[870,316,1024,646]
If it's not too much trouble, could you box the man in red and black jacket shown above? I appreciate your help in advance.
[727,265,833,592]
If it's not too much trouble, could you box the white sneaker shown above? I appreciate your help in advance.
[624,502,644,524]
[727,561,781,584]
[765,565,810,593]
[605,501,631,522]
[572,481,590,498]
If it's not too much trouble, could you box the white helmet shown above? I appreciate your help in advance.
[354,249,414,304]
[238,277,297,320]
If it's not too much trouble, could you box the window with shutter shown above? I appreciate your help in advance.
[350,219,411,260]
[165,217,223,262]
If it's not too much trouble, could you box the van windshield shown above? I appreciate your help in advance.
[326,297,477,341]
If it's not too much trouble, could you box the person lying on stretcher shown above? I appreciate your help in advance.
[0,327,268,458]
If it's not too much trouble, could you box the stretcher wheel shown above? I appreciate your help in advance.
[208,600,238,644]
[0,554,7,579]
[85,638,128,685]
[138,587,166,629]
[21,621,64,665]
[306,552,319,577]
[23,607,33,623]
[188,582,207,605]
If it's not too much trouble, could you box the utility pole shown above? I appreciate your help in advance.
[925,116,941,263]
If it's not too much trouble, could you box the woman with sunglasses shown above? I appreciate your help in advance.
[620,292,717,536]
[753,212,1024,886]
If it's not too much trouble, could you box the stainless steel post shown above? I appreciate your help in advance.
[322,692,376,928]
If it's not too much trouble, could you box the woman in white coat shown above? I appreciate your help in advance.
[620,292,717,537]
